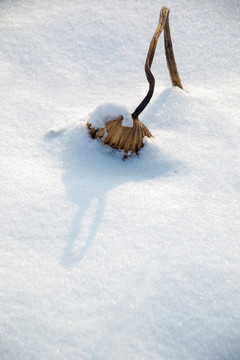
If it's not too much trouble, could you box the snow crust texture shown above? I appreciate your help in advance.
[1,1,240,359]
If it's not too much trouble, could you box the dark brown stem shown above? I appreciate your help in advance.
[132,7,170,119]
[164,11,183,89]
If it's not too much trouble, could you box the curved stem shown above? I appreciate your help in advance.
[132,7,170,119]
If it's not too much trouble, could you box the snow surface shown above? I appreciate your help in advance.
[87,103,133,128]
[1,0,240,359]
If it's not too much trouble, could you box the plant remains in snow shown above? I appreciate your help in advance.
[1,1,240,359]
[87,6,183,154]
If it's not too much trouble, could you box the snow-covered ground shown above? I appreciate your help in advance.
[1,0,240,359]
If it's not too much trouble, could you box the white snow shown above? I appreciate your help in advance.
[87,103,133,128]
[1,1,240,360]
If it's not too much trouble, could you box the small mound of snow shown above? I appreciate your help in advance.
[88,103,133,128]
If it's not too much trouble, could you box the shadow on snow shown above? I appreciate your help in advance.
[46,103,183,267]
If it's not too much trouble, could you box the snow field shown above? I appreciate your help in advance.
[1,0,240,359]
